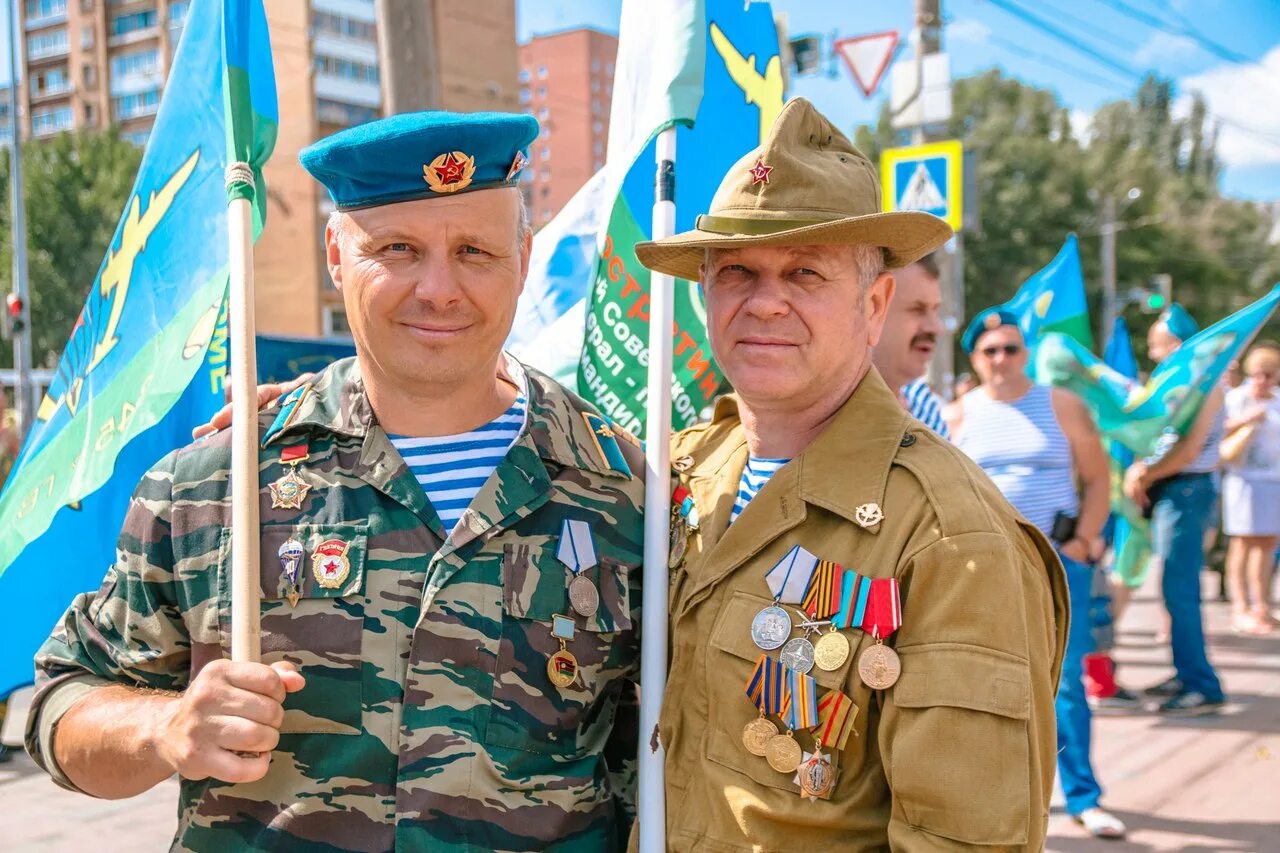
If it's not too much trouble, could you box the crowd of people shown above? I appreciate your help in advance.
[871,253,1277,839]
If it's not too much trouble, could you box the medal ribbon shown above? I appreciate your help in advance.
[746,654,789,716]
[765,545,820,603]
[784,666,818,731]
[815,690,858,751]
[672,485,699,528]
[862,577,903,639]
[802,561,842,619]
[832,570,872,629]
[281,441,309,465]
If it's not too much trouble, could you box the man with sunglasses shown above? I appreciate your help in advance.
[946,308,1122,840]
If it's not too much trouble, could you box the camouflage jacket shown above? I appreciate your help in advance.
[26,356,645,853]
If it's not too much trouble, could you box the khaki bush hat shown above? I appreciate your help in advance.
[634,97,953,281]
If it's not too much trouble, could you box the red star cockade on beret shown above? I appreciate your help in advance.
[748,159,774,185]
[435,152,468,184]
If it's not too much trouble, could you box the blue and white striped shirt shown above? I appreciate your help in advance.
[902,378,951,439]
[730,456,790,524]
[956,385,1078,535]
[389,396,527,534]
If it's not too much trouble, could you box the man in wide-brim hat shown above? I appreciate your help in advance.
[639,98,1068,850]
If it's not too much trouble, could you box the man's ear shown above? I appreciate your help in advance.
[864,270,896,348]
[325,225,343,291]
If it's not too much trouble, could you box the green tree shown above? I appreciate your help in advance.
[0,128,143,369]
[855,70,1280,365]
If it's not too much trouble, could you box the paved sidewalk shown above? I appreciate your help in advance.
[2,575,1275,851]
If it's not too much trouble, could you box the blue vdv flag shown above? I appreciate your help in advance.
[0,0,278,696]
[1008,233,1094,352]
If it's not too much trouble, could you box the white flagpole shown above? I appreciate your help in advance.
[226,163,261,664]
[638,127,677,853]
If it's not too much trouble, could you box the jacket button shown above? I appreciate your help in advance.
[900,433,917,448]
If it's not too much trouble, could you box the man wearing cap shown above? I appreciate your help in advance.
[633,99,1067,850]
[25,113,646,851]
[871,251,950,437]
[948,307,1122,840]
[1120,304,1227,715]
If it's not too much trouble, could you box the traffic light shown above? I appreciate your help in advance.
[4,292,24,337]
[1147,274,1172,313]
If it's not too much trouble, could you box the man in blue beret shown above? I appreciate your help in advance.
[948,307,1123,838]
[1119,304,1227,715]
[25,111,646,852]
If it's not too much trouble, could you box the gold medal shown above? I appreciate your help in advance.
[858,642,902,690]
[813,630,850,671]
[741,715,777,756]
[547,648,578,688]
[765,732,803,773]
[567,574,599,618]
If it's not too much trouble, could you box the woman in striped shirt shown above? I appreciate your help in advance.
[946,308,1120,840]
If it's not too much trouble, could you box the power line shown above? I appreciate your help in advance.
[986,33,1134,91]
[1090,0,1251,64]
[981,0,1145,83]
[1034,0,1142,53]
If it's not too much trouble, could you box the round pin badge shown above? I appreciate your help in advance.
[750,605,793,651]
[547,648,579,688]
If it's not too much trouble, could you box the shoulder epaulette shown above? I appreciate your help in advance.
[262,384,313,448]
[581,411,633,478]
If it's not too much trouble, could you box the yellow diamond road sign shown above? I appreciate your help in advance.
[881,140,963,232]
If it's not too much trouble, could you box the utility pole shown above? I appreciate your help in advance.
[912,0,960,399]
[7,0,32,436]
[374,0,441,114]
[1100,194,1117,350]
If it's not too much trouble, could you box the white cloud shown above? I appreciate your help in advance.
[949,18,991,44]
[1068,109,1092,144]
[1178,46,1280,169]
[1134,32,1202,68]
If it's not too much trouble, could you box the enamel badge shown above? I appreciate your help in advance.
[423,150,476,193]
[311,538,351,589]
[278,537,305,607]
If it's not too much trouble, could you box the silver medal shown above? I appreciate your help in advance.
[779,636,816,674]
[750,605,792,650]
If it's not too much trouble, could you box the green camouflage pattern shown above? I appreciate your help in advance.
[26,356,645,852]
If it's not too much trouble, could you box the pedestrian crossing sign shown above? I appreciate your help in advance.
[880,140,963,232]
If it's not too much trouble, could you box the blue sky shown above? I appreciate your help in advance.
[0,2,1273,199]
[516,0,1280,201]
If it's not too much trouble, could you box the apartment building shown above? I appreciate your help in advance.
[14,0,519,337]
[518,27,618,229]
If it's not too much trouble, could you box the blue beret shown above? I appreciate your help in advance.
[300,111,539,211]
[1161,303,1198,342]
[962,307,1021,353]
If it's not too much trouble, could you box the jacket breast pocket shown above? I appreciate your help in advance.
[217,523,367,735]
[887,643,1031,845]
[704,589,857,792]
[484,541,635,757]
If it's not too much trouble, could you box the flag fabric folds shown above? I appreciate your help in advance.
[1007,233,1094,367]
[0,0,278,694]
[509,0,783,437]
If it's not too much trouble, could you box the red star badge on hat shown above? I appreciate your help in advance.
[748,159,773,185]
[436,152,468,185]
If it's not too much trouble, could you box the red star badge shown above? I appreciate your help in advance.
[436,152,467,185]
[748,159,773,185]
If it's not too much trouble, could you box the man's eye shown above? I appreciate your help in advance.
[386,242,411,253]
[461,245,489,256]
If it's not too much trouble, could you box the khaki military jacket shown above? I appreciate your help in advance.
[27,356,645,853]
[658,369,1068,851]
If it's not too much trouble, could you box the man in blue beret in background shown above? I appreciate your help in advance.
[25,111,646,852]
[1120,303,1227,715]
